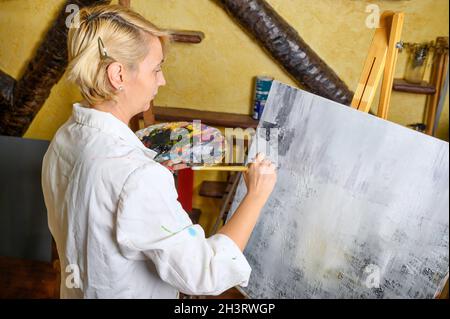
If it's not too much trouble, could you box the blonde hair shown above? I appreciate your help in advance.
[67,4,171,105]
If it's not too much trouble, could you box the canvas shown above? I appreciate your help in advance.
[227,81,449,299]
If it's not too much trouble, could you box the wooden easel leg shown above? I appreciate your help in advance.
[377,13,404,119]
[425,38,449,136]
[351,12,392,113]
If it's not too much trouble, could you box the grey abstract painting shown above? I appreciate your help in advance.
[227,81,449,299]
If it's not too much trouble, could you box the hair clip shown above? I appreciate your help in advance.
[86,12,101,22]
[97,37,108,59]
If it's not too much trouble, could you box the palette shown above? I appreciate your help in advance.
[136,122,225,164]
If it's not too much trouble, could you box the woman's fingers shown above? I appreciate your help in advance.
[160,160,189,172]
[248,155,276,173]
[251,153,271,166]
[172,163,189,170]
[254,152,266,163]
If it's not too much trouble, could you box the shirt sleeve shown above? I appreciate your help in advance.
[116,162,252,296]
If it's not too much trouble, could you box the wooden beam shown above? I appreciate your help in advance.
[170,30,205,44]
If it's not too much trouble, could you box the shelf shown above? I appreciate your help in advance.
[151,106,259,129]
[199,181,228,198]
[392,79,436,95]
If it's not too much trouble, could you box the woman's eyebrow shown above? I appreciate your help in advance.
[154,58,164,68]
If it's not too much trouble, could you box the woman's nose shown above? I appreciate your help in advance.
[158,71,166,87]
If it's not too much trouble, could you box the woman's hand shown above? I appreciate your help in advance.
[160,160,189,172]
[243,152,277,203]
[217,152,277,251]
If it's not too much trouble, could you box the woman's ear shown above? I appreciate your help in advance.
[106,62,124,91]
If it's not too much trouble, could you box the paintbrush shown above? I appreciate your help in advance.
[190,165,248,172]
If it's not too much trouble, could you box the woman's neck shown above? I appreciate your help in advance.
[91,100,131,125]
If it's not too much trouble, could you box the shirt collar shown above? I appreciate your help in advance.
[72,103,157,159]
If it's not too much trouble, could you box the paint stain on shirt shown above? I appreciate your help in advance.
[188,227,197,237]
[161,225,173,234]
[162,225,197,237]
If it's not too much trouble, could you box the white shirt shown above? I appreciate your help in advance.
[42,103,251,299]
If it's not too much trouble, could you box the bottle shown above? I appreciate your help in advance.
[252,76,274,120]
[404,43,431,84]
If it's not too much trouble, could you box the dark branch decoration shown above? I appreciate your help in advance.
[217,0,354,105]
[0,0,110,137]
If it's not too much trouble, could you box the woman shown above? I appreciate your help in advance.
[42,4,277,299]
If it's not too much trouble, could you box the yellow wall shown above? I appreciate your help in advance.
[1,0,449,233]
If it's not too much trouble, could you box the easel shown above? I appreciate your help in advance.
[351,11,404,119]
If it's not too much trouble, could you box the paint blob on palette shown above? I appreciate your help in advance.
[136,122,225,164]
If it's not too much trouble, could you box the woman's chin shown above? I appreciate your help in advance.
[143,102,152,112]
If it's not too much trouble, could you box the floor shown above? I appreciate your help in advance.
[0,256,244,299]
[2,257,445,299]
